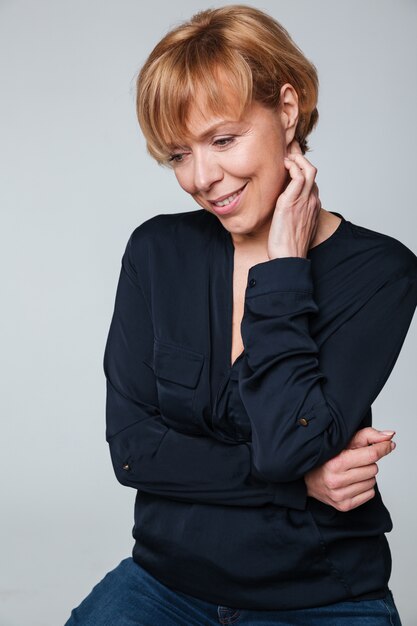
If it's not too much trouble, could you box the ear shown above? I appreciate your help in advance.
[279,83,299,147]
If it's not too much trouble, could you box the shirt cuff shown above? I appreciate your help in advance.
[245,257,313,297]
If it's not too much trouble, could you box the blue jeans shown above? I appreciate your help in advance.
[64,556,402,625]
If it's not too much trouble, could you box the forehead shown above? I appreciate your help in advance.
[178,97,276,147]
[165,71,250,148]
[185,103,243,139]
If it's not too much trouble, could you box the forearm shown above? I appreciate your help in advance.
[239,257,417,482]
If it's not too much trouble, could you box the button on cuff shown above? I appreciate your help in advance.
[246,257,313,296]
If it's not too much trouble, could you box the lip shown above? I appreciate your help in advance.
[209,183,248,216]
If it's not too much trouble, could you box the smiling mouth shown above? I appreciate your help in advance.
[210,183,247,207]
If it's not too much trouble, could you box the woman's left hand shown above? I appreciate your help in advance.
[304,427,396,511]
[267,139,321,259]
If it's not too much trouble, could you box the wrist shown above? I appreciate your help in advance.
[268,251,307,260]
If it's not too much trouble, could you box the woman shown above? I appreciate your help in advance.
[65,5,417,625]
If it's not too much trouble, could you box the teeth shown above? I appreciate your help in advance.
[213,189,241,207]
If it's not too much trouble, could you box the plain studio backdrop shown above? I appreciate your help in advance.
[1,1,416,624]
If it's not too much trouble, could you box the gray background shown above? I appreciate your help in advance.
[1,1,416,624]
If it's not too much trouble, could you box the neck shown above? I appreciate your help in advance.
[230,215,273,250]
[230,208,330,252]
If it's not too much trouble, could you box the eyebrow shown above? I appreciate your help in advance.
[168,120,243,151]
[194,120,242,140]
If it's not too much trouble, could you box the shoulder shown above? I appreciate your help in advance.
[124,209,220,290]
[345,218,417,281]
[128,209,216,254]
[129,209,215,243]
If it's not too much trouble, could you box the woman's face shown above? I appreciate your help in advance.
[168,85,298,243]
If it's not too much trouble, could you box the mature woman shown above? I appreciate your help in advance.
[65,5,417,625]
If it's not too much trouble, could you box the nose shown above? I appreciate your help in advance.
[191,148,223,193]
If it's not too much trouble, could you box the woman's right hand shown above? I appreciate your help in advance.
[267,139,320,260]
[304,427,396,511]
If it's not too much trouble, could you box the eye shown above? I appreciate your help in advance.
[168,153,185,163]
[213,136,235,147]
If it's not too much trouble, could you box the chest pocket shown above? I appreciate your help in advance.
[153,339,205,434]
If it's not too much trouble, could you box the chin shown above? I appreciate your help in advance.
[207,202,274,238]
[228,215,271,240]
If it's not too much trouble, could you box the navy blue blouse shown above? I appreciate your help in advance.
[103,209,417,610]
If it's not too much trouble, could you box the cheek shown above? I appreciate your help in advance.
[264,162,288,199]
[227,144,259,177]
[229,138,286,181]
[174,170,193,195]
[261,136,288,192]
[231,147,288,199]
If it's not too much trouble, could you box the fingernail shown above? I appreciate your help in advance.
[381,430,395,435]
[390,441,396,450]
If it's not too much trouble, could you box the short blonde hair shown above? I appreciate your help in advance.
[136,4,319,165]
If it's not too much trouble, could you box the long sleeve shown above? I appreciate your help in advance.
[103,234,307,509]
[239,254,417,483]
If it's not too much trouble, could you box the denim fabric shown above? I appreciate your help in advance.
[64,557,402,625]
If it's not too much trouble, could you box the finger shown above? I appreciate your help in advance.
[283,157,306,200]
[341,440,395,470]
[344,463,379,485]
[347,427,395,449]
[285,153,317,196]
[325,462,379,489]
[334,488,376,512]
[285,152,316,177]
[330,478,377,503]
[282,161,312,205]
